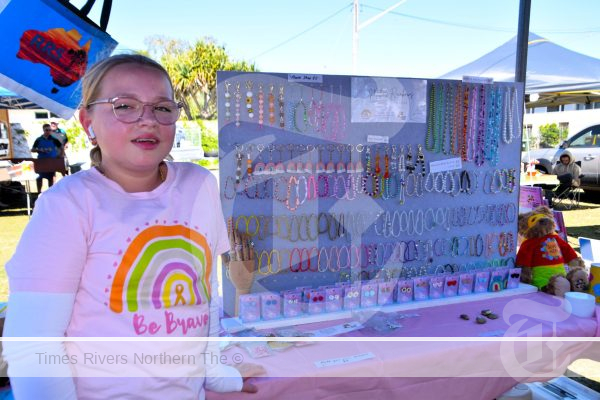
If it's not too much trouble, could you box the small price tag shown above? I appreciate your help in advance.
[429,157,462,173]
[288,74,323,83]
[314,352,375,368]
[462,75,494,84]
[367,135,389,144]
[307,321,363,337]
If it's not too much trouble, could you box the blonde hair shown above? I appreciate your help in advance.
[81,54,173,167]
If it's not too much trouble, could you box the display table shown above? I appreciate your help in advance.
[520,173,559,187]
[208,292,598,400]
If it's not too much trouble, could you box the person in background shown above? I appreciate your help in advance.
[31,123,62,192]
[50,121,69,175]
[3,54,260,399]
[552,150,581,194]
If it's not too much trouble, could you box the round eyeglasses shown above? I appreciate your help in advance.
[87,96,183,125]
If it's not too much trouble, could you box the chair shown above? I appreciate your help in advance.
[552,160,584,210]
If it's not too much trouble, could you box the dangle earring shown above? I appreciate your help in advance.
[268,84,276,126]
[224,82,232,121]
[234,82,241,127]
[365,146,372,174]
[245,80,254,119]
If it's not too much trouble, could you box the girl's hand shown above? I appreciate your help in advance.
[235,362,266,393]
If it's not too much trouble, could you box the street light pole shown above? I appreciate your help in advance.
[352,0,408,74]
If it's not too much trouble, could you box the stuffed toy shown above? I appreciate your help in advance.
[516,206,587,297]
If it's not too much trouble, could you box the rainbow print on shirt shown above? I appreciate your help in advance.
[109,225,212,313]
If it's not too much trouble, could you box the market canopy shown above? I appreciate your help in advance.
[0,87,41,109]
[440,33,600,108]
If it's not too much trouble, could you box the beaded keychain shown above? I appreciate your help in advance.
[235,144,243,184]
[278,84,285,129]
[268,84,276,126]
[246,144,254,177]
[245,80,254,119]
[224,81,231,121]
[234,82,241,127]
[257,83,264,128]
[253,144,266,175]
[416,144,426,177]
[326,144,336,174]
[316,144,326,173]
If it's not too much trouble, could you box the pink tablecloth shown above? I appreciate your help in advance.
[208,292,598,400]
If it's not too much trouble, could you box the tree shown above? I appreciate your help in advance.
[145,36,257,120]
[539,123,561,148]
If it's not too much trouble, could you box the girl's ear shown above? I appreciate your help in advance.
[79,107,91,135]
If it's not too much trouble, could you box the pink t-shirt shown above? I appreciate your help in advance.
[7,162,235,398]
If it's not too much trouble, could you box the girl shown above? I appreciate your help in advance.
[3,54,256,399]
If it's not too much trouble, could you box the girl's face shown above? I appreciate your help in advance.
[80,63,176,176]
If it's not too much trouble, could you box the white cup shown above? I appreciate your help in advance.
[564,292,596,318]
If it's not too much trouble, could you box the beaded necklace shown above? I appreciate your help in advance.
[474,85,486,166]
[435,83,445,153]
[461,84,470,161]
[292,87,309,133]
[235,145,243,184]
[425,83,436,152]
[501,87,515,144]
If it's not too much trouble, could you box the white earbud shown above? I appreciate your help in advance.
[88,126,96,139]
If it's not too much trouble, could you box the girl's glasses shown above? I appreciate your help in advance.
[87,96,183,125]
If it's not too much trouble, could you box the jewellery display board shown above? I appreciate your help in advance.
[217,71,524,320]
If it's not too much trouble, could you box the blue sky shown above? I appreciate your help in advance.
[72,0,600,79]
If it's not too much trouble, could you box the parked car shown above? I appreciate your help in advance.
[522,124,600,188]
[168,123,204,162]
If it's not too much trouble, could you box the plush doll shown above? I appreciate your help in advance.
[516,206,587,297]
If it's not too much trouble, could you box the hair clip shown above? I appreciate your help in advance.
[446,280,457,287]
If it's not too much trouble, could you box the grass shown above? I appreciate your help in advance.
[0,209,29,302]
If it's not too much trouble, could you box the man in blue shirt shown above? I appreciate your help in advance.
[31,123,62,192]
